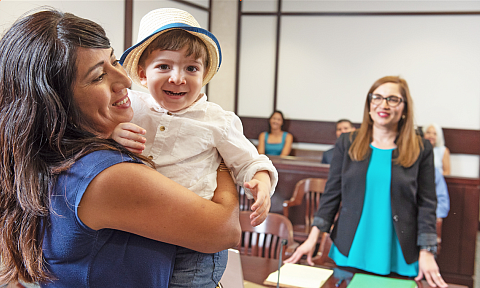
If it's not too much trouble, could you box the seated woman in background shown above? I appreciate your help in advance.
[423,123,451,175]
[257,110,293,156]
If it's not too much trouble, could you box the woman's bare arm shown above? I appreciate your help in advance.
[280,132,293,156]
[78,163,240,253]
[442,147,451,175]
[257,132,266,154]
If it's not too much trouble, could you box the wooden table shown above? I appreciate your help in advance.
[240,255,468,288]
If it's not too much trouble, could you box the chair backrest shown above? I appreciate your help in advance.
[237,211,294,259]
[283,178,327,229]
[238,186,254,211]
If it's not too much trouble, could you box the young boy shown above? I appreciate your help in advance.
[116,8,278,287]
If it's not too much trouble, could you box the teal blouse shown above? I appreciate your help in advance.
[264,132,287,156]
[329,145,419,277]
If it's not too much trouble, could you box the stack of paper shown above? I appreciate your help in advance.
[348,273,417,288]
[263,263,334,288]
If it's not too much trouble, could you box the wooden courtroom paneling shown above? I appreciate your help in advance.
[241,117,480,155]
[443,128,480,155]
[437,177,480,288]
[240,117,339,145]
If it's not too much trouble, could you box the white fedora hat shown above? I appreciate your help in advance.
[119,8,221,87]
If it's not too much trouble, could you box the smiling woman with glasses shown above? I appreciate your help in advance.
[285,76,447,288]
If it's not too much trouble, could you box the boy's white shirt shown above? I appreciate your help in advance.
[128,89,278,200]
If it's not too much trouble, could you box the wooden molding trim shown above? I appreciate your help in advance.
[124,0,133,51]
[242,11,480,16]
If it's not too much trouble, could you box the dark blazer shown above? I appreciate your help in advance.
[313,132,437,264]
[321,148,334,164]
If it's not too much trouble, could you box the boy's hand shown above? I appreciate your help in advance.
[111,123,147,154]
[244,177,271,227]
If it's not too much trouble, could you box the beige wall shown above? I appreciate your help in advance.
[208,0,238,112]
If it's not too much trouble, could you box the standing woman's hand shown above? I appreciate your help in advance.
[415,250,448,287]
[284,226,321,266]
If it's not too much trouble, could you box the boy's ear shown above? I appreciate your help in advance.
[138,66,148,86]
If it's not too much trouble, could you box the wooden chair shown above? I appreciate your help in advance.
[282,178,327,242]
[237,211,297,259]
[238,185,254,211]
[282,178,337,266]
[436,218,443,255]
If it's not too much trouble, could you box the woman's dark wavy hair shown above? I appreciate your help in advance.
[0,8,149,284]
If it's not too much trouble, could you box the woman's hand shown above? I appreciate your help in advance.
[415,250,448,287]
[284,226,321,266]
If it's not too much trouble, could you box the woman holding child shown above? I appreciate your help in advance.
[285,76,447,288]
[0,9,242,287]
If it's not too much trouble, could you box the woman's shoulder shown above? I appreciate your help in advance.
[338,130,356,146]
[78,149,140,164]
[67,150,143,177]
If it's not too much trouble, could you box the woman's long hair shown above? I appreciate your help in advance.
[349,76,422,167]
[0,8,148,284]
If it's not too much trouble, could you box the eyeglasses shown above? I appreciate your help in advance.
[369,93,404,107]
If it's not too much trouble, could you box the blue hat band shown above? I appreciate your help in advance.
[120,22,222,67]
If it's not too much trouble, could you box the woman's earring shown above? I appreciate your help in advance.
[402,115,406,119]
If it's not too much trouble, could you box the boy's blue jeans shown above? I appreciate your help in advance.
[169,247,228,287]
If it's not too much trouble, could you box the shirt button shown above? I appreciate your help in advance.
[148,155,153,160]
[393,215,399,222]
[159,126,165,131]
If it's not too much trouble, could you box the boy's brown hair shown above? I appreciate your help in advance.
[138,29,210,73]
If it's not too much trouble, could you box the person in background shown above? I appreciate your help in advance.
[257,110,293,156]
[417,126,450,219]
[423,123,451,175]
[321,119,356,164]
[434,167,450,219]
[285,76,447,288]
[0,9,240,287]
[418,127,450,255]
[433,166,449,256]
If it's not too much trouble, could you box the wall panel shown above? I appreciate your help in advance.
[238,16,278,117]
[0,1,125,57]
[275,14,480,129]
